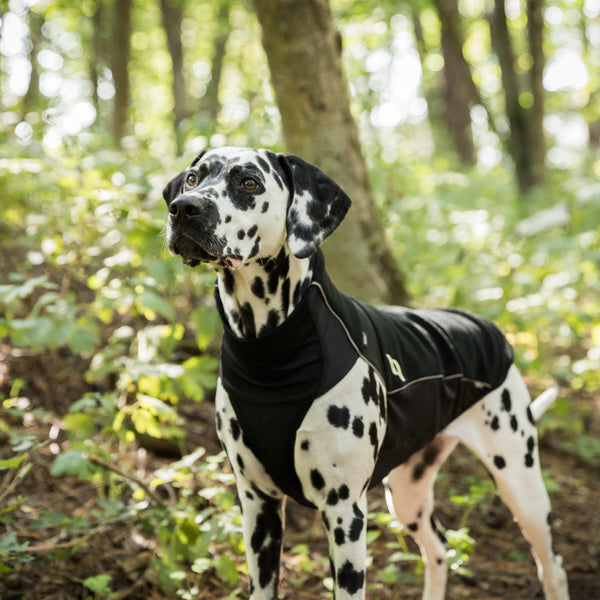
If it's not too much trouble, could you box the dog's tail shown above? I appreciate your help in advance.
[530,386,559,421]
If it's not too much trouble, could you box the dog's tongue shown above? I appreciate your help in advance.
[226,256,243,269]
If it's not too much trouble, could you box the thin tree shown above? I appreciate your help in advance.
[160,0,188,154]
[251,0,409,304]
[432,0,475,164]
[489,0,546,192]
[111,0,133,146]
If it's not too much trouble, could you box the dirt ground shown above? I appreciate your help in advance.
[0,345,599,600]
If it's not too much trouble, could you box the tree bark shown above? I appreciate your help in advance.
[526,0,546,183]
[89,0,103,113]
[489,0,534,192]
[432,0,475,164]
[111,0,133,146]
[251,0,409,305]
[160,0,188,154]
[201,0,230,129]
[21,10,44,119]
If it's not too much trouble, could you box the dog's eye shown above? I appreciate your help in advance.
[186,173,198,187]
[242,178,258,191]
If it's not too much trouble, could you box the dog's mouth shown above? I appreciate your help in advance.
[169,231,243,269]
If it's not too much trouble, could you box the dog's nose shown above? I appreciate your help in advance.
[169,196,201,219]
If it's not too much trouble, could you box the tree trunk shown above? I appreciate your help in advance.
[432,0,475,165]
[111,0,133,146]
[411,11,447,153]
[160,0,188,154]
[527,0,546,183]
[489,0,534,193]
[21,10,44,119]
[89,0,107,116]
[251,0,409,305]
[201,0,230,130]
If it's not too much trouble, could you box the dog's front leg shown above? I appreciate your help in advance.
[215,385,285,599]
[320,493,369,600]
[238,480,285,600]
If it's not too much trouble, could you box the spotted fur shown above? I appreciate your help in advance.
[163,147,569,600]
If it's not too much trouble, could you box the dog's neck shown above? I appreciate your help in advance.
[216,244,314,339]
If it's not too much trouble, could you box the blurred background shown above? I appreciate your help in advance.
[0,0,598,598]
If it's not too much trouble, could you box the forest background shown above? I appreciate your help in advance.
[0,0,599,598]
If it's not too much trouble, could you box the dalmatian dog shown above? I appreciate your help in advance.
[163,147,570,600]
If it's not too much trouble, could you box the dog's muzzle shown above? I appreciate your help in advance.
[167,195,224,266]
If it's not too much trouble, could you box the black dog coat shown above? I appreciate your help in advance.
[215,250,513,507]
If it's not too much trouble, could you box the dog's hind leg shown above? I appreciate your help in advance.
[445,365,569,600]
[384,435,458,600]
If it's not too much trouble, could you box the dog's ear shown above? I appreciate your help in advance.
[162,151,207,205]
[162,171,186,205]
[278,155,351,259]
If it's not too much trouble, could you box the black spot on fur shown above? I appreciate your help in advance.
[239,302,256,338]
[408,522,418,532]
[247,224,258,238]
[337,560,365,594]
[257,156,270,174]
[248,236,261,259]
[526,405,535,425]
[423,442,440,466]
[261,201,269,213]
[501,388,512,412]
[245,490,254,500]
[348,503,364,542]
[412,462,425,481]
[525,436,535,467]
[215,411,222,431]
[369,422,379,461]
[527,435,535,453]
[361,369,378,405]
[223,268,235,295]
[338,485,349,500]
[327,489,339,505]
[251,276,265,299]
[334,527,345,545]
[267,247,290,294]
[236,454,245,472]
[300,440,310,451]
[225,215,232,223]
[310,469,325,490]
[281,277,290,316]
[250,498,283,590]
[230,418,241,440]
[490,415,500,430]
[352,416,364,438]
[510,414,518,431]
[237,229,245,240]
[494,455,506,469]
[327,405,350,429]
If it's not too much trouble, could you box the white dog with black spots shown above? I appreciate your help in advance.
[163,147,569,600]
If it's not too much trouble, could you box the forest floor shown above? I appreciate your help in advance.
[1,344,599,600]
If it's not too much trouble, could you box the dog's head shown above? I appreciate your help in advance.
[163,147,351,268]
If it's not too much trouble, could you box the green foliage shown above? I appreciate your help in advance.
[83,574,114,598]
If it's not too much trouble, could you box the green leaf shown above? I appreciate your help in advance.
[0,453,29,470]
[136,289,175,320]
[51,450,94,479]
[215,554,239,586]
[83,574,113,596]
[63,413,97,440]
[0,532,29,557]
